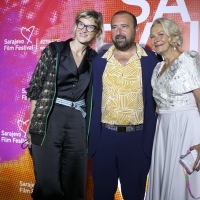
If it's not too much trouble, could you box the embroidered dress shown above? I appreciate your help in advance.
[146,51,200,200]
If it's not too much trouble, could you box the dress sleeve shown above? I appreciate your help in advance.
[181,51,200,93]
[26,45,53,100]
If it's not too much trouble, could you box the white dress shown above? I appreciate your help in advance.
[146,51,200,200]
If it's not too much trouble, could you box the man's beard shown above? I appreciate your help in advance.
[112,34,134,51]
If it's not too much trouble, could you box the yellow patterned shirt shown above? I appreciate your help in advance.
[101,44,147,125]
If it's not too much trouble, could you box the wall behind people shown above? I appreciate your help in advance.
[0,0,199,199]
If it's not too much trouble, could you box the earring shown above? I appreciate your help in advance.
[173,42,177,51]
[169,38,178,51]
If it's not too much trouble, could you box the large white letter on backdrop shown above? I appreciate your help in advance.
[140,0,199,51]
[103,0,150,31]
[122,0,150,23]
[154,0,191,21]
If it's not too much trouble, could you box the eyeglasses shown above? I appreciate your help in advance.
[76,20,98,32]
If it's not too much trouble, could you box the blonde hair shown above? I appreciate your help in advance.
[72,10,104,45]
[151,17,183,48]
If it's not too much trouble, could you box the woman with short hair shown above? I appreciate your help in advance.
[26,10,104,200]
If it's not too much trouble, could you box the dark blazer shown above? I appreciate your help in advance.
[88,47,160,158]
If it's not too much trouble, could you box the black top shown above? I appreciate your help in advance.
[57,41,91,102]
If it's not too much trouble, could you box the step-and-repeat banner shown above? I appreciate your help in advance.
[0,0,199,199]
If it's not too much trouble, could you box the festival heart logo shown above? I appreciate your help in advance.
[17,119,29,138]
[20,26,35,44]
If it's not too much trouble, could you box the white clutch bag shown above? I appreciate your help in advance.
[179,149,197,174]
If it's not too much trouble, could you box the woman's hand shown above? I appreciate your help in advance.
[26,100,36,149]
[26,130,32,148]
[190,144,200,171]
[155,106,159,114]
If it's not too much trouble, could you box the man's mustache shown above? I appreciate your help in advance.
[115,34,126,40]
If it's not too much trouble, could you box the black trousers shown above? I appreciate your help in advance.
[31,104,87,200]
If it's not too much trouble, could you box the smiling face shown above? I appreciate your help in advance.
[111,13,137,51]
[74,17,99,45]
[150,23,172,55]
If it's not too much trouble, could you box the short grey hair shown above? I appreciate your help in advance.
[151,17,183,48]
[72,10,104,45]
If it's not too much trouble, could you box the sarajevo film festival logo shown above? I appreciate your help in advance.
[17,119,29,138]
[20,26,35,44]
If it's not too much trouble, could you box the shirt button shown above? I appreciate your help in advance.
[71,92,74,95]
[72,85,75,87]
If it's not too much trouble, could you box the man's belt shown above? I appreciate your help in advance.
[103,123,143,132]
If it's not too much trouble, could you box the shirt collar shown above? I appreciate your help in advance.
[102,43,147,61]
[61,38,96,61]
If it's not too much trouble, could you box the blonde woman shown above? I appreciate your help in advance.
[146,17,200,200]
[26,10,104,200]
